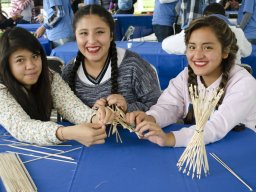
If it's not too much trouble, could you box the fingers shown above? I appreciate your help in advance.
[96,106,115,124]
[135,121,160,136]
[135,112,147,125]
[107,94,127,112]
[143,130,161,138]
[126,111,147,125]
[95,95,128,112]
[93,139,106,145]
[81,124,107,147]
[125,112,137,125]
[93,98,107,109]
[91,124,106,135]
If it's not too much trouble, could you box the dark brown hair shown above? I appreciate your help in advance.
[183,16,238,124]
[68,4,118,94]
[0,27,53,121]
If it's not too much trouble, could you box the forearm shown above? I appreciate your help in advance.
[0,88,62,145]
[44,5,64,29]
[239,12,252,29]
[2,119,62,145]
[57,125,83,141]
[52,73,95,124]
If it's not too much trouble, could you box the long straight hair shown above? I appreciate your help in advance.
[0,27,53,121]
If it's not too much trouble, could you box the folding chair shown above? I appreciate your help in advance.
[47,56,64,74]
[238,63,253,74]
[47,56,65,122]
[149,64,162,91]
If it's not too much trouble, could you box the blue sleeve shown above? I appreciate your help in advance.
[242,0,254,14]
[43,5,65,30]
[49,0,62,7]
[84,0,99,5]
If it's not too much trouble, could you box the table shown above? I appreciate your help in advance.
[16,24,52,55]
[51,41,256,90]
[0,123,255,192]
[17,24,51,55]
[113,14,153,41]
[17,23,41,32]
[38,37,52,56]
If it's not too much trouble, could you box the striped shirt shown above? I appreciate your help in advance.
[62,48,161,112]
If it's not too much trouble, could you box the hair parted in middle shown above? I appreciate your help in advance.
[68,4,118,94]
[183,16,238,124]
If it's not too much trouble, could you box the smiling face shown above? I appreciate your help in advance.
[186,27,228,86]
[75,14,113,66]
[9,49,42,89]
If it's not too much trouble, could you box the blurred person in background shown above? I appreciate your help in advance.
[10,0,34,23]
[35,0,74,48]
[219,0,240,11]
[152,0,178,42]
[0,3,21,30]
[237,0,256,44]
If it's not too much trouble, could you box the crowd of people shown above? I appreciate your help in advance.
[1,0,255,45]
[0,1,255,149]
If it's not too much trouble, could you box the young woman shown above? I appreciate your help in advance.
[0,27,114,146]
[126,16,256,147]
[62,5,161,113]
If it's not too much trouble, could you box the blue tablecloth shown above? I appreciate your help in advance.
[0,123,255,192]
[113,14,153,40]
[38,37,51,56]
[16,24,51,55]
[17,23,41,32]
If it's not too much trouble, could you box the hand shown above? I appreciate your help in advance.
[34,25,46,38]
[125,111,155,126]
[93,106,115,125]
[63,123,107,147]
[35,14,44,23]
[93,98,107,109]
[106,94,128,112]
[11,14,22,21]
[135,121,175,147]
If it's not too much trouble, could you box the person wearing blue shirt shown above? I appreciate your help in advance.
[84,0,100,6]
[84,0,111,10]
[178,0,216,29]
[237,0,256,44]
[35,0,74,48]
[152,0,178,42]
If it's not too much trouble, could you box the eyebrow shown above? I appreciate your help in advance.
[188,42,214,45]
[13,55,24,59]
[78,27,106,31]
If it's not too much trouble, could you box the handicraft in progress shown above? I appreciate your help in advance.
[177,85,224,179]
